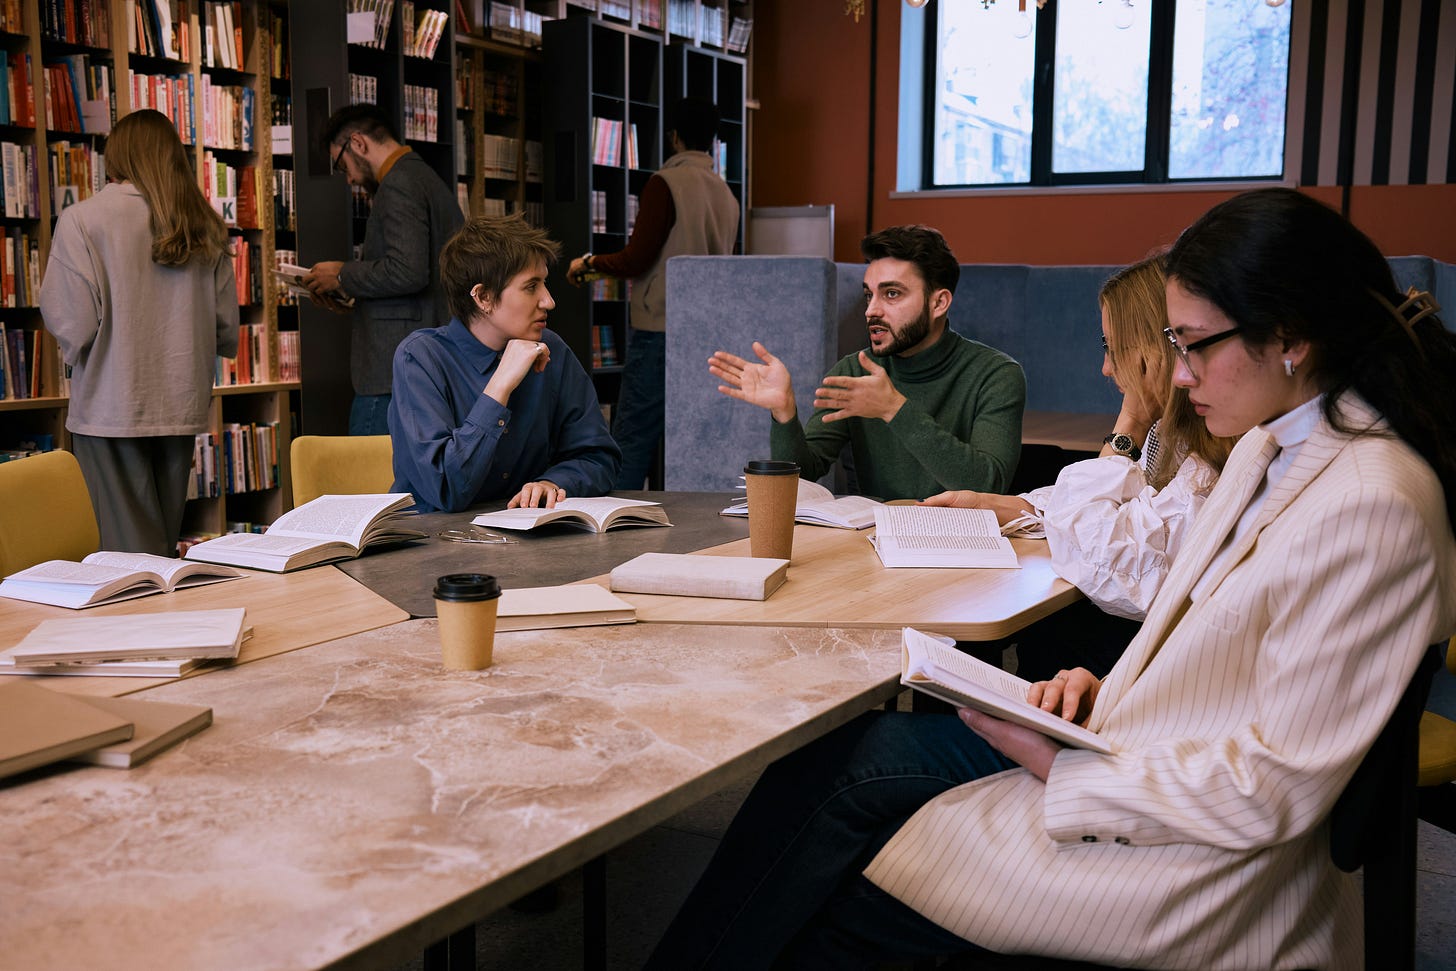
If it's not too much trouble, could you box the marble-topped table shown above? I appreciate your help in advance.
[335,491,748,617]
[0,619,903,971]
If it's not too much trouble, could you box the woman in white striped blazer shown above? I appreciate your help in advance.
[646,188,1456,971]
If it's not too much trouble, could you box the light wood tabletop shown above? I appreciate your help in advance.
[586,524,1083,642]
[0,566,408,697]
[1021,410,1117,452]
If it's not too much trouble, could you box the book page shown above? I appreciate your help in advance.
[2,560,146,586]
[561,496,661,526]
[267,494,410,546]
[193,533,331,555]
[872,506,1019,568]
[83,551,239,587]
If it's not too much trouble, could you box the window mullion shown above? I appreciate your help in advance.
[1145,0,1176,182]
[1030,0,1057,185]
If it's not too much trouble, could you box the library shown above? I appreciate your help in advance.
[2,1,1456,969]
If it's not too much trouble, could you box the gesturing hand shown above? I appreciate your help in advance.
[812,351,907,424]
[484,339,550,406]
[709,341,797,423]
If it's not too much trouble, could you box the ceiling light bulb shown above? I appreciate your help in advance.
[1011,11,1033,37]
[906,0,930,8]
[1265,0,1286,5]
[1113,0,1135,29]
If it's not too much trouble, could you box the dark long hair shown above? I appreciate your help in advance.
[1165,187,1456,528]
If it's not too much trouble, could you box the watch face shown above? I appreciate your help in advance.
[1112,434,1133,452]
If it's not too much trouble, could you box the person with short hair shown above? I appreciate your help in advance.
[303,104,464,435]
[649,188,1456,970]
[388,214,619,513]
[40,109,238,555]
[710,224,1025,499]
[567,96,741,490]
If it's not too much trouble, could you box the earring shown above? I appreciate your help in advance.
[1283,359,1296,377]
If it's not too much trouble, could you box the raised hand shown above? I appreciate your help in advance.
[812,351,908,424]
[709,341,796,423]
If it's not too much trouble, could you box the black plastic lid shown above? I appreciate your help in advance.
[744,460,800,476]
[433,573,502,602]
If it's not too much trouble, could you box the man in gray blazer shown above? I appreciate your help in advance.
[304,104,465,435]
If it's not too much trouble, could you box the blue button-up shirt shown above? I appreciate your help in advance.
[388,319,621,513]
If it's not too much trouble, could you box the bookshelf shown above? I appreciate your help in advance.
[288,0,457,438]
[0,0,299,545]
[664,40,743,248]
[542,14,660,397]
[453,31,542,226]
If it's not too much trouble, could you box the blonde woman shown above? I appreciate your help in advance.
[927,256,1235,621]
[41,109,237,555]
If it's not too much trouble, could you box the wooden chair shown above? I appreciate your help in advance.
[0,450,100,577]
[1417,638,1456,834]
[289,435,394,508]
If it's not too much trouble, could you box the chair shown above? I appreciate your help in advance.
[955,645,1444,971]
[289,435,394,507]
[1417,638,1456,834]
[0,449,101,576]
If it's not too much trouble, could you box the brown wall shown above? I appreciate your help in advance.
[751,3,1456,265]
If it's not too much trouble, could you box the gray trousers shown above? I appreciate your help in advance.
[70,434,194,556]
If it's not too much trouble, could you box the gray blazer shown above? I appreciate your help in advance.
[338,151,464,396]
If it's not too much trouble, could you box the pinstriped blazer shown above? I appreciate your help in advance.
[865,394,1456,970]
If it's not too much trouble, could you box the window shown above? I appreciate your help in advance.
[920,0,1291,189]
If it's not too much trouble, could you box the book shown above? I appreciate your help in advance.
[0,551,244,609]
[0,680,134,780]
[497,583,636,631]
[609,552,790,601]
[184,493,424,572]
[870,505,1020,569]
[721,477,881,530]
[473,497,671,533]
[0,653,206,678]
[66,695,212,768]
[900,627,1112,754]
[6,607,248,665]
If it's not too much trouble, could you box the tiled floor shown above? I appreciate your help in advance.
[397,664,1456,971]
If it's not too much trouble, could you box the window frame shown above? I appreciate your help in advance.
[919,0,1287,191]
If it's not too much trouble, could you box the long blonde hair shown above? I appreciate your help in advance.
[1101,255,1235,488]
[105,109,228,267]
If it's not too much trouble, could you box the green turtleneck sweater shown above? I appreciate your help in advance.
[769,329,1025,500]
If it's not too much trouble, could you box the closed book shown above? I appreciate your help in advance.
[6,607,249,665]
[496,583,635,631]
[609,552,789,601]
[66,695,212,768]
[0,680,134,780]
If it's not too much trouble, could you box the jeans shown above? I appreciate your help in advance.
[611,329,665,490]
[349,393,391,436]
[645,711,1016,970]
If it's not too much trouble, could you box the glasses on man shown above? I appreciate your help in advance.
[1163,326,1240,378]
[330,138,349,175]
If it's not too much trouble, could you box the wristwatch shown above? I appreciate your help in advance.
[581,252,594,271]
[1104,432,1142,461]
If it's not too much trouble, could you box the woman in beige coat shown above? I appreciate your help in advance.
[646,188,1456,971]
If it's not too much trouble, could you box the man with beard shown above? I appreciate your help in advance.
[709,225,1025,499]
[303,104,464,435]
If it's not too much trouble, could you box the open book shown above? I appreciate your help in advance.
[273,262,354,306]
[0,552,243,609]
[473,497,671,533]
[901,627,1111,753]
[184,493,424,572]
[609,552,790,601]
[721,477,880,530]
[871,505,1019,569]
[497,584,636,631]
[5,607,249,666]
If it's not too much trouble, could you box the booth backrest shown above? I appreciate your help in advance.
[666,254,1455,493]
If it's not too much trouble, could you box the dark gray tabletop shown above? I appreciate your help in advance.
[335,492,748,617]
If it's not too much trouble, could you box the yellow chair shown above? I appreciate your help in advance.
[0,450,101,576]
[1418,638,1456,833]
[289,435,395,508]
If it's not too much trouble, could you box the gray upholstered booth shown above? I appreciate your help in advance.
[664,254,1456,493]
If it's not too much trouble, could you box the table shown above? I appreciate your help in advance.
[591,526,1081,643]
[0,565,408,698]
[0,619,903,971]
[336,492,748,617]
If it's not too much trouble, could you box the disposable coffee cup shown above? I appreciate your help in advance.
[744,460,799,561]
[433,573,502,670]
